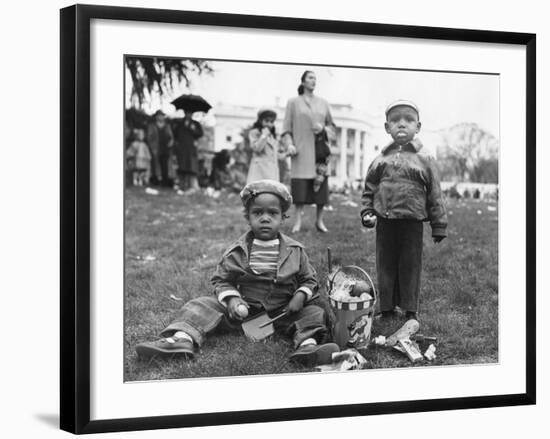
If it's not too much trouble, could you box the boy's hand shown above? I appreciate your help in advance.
[288,291,307,313]
[433,235,445,244]
[227,297,249,320]
[361,213,377,228]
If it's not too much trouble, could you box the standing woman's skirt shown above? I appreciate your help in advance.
[290,178,329,205]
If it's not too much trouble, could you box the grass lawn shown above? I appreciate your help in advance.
[124,187,498,381]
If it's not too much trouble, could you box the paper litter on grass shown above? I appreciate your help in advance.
[341,200,358,207]
[131,254,156,261]
[424,344,437,361]
[315,349,368,372]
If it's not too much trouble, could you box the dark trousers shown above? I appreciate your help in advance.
[150,152,172,186]
[161,296,328,349]
[376,218,423,313]
[158,153,171,185]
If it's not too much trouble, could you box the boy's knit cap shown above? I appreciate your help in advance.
[240,179,293,212]
[385,100,420,117]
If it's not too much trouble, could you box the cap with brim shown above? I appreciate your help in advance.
[240,179,292,212]
[385,100,420,117]
[257,108,277,120]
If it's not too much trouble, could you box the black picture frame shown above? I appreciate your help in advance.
[60,4,536,434]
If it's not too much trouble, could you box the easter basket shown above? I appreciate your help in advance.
[327,265,378,349]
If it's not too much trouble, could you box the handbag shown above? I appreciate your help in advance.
[314,130,331,163]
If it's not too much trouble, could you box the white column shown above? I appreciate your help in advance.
[362,132,370,178]
[339,128,348,182]
[353,129,361,179]
[214,125,225,152]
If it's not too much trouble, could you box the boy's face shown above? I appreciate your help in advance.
[384,105,421,145]
[247,193,284,241]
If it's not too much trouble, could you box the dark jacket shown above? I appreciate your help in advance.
[361,140,447,237]
[174,118,204,174]
[211,231,318,312]
[146,122,174,156]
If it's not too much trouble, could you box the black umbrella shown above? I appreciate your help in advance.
[171,94,212,114]
[125,107,152,129]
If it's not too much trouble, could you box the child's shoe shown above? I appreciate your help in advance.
[136,337,195,359]
[289,342,340,367]
[375,309,396,319]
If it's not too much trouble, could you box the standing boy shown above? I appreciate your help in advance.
[360,100,447,320]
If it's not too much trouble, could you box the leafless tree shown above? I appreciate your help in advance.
[438,123,498,182]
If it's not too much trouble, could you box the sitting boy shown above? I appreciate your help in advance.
[136,179,339,367]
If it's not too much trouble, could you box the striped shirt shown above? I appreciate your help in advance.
[249,238,279,277]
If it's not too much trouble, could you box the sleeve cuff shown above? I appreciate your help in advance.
[295,287,313,300]
[218,289,241,306]
[431,225,447,237]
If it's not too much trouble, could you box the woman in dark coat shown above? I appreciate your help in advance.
[174,113,204,191]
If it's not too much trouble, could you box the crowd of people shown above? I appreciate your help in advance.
[126,70,337,232]
[126,109,204,191]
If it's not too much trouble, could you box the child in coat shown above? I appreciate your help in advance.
[360,100,447,320]
[247,109,295,184]
[136,179,339,367]
[126,128,152,186]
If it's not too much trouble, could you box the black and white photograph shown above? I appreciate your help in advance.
[1,0,545,436]
[124,57,500,381]
[49,0,541,437]
[55,3,536,433]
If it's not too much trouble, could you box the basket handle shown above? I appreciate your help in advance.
[328,265,378,306]
[346,265,378,303]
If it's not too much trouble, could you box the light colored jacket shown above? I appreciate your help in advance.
[126,140,151,170]
[246,128,280,183]
[282,95,334,179]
